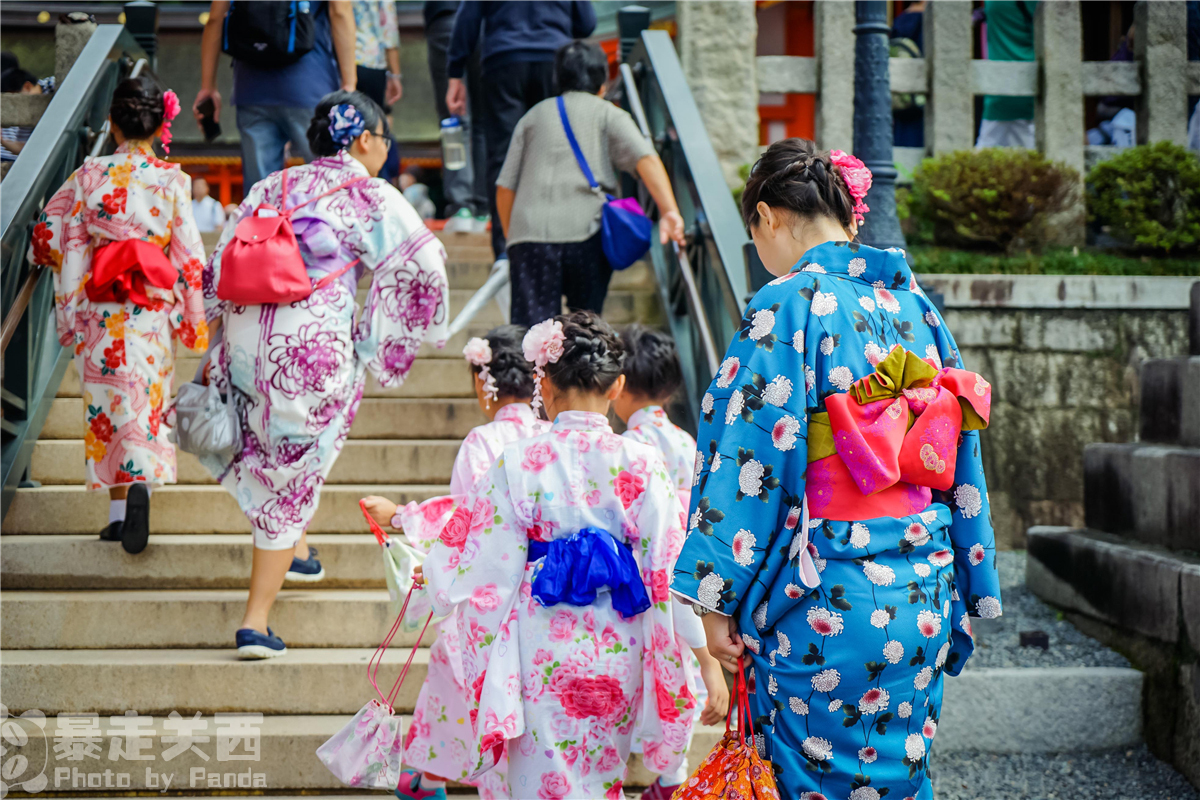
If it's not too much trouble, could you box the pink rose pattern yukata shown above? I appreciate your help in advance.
[423,411,696,800]
[30,140,208,489]
[401,402,550,799]
[202,150,449,549]
[671,242,1002,800]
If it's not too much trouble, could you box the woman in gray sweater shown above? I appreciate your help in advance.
[495,41,685,327]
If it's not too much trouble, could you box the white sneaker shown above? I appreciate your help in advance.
[444,208,474,233]
[472,214,491,234]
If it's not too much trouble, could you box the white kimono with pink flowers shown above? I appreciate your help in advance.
[400,402,549,798]
[423,411,696,800]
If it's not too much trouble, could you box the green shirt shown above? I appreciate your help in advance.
[982,0,1037,121]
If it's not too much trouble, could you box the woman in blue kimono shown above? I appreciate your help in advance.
[670,139,1002,800]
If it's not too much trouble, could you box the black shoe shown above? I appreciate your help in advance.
[121,483,150,554]
[99,522,123,541]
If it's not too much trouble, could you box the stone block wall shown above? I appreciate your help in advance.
[926,275,1195,549]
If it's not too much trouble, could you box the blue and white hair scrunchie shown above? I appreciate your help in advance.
[328,103,366,149]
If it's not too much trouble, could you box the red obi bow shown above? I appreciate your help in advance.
[85,239,177,306]
[810,346,991,499]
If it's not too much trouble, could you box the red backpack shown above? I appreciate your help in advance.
[217,167,367,305]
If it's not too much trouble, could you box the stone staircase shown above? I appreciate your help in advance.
[1025,282,1200,790]
[0,230,685,796]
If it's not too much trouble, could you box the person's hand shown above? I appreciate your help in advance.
[193,88,221,124]
[696,650,731,725]
[385,75,403,106]
[660,209,686,247]
[446,78,467,117]
[412,563,425,587]
[703,611,744,673]
[361,495,398,528]
[1,138,24,155]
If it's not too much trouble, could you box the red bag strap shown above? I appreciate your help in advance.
[360,499,390,546]
[312,257,361,292]
[279,166,369,215]
[725,657,756,743]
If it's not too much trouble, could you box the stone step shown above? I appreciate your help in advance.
[0,713,718,793]
[32,439,461,486]
[1026,526,1200,648]
[41,397,487,440]
[59,355,478,399]
[353,288,657,328]
[0,534,386,589]
[3,486,446,535]
[0,589,422,650]
[1083,443,1200,551]
[1,648,432,715]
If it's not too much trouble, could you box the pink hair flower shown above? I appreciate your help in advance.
[830,149,872,225]
[463,337,498,403]
[159,89,181,154]
[522,319,565,411]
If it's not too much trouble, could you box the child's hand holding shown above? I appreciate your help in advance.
[694,647,731,726]
[361,495,398,529]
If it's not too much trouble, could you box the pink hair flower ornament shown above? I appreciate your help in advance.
[830,149,872,225]
[522,319,565,411]
[160,89,181,155]
[463,337,498,404]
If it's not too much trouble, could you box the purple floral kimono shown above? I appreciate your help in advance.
[202,150,449,549]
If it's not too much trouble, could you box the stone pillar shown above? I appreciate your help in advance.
[677,1,759,189]
[1135,1,1188,146]
[924,0,973,155]
[55,15,98,86]
[815,0,855,153]
[1035,1,1085,246]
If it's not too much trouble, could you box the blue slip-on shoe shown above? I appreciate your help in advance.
[285,546,325,582]
[236,627,287,660]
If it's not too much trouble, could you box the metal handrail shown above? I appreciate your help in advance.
[1,24,149,518]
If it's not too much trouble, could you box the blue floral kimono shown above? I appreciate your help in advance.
[671,242,1002,800]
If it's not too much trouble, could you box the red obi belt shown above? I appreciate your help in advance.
[806,346,991,521]
[85,239,177,306]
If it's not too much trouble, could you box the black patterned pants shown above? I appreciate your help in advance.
[507,233,612,328]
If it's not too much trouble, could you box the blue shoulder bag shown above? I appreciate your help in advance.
[556,96,653,271]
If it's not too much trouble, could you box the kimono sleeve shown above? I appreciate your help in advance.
[671,282,813,618]
[354,184,450,388]
[29,168,88,346]
[167,168,209,352]
[449,428,495,496]
[423,454,526,776]
[928,304,1003,673]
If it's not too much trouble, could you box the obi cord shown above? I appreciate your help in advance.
[528,527,651,620]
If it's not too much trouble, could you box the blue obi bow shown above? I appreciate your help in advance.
[528,527,651,620]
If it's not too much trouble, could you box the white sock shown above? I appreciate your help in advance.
[418,775,446,791]
[109,500,127,524]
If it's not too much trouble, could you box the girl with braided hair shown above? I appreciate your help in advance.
[413,310,696,799]
[671,138,1000,800]
[361,324,549,800]
[29,75,203,554]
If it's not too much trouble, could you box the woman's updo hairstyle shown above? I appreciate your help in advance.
[307,90,389,157]
[546,311,625,394]
[109,76,165,141]
[741,138,856,233]
[475,325,537,399]
[620,324,683,399]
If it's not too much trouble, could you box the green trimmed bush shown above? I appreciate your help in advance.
[906,149,1079,253]
[1088,142,1200,254]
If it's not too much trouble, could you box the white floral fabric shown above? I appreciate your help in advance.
[423,411,696,800]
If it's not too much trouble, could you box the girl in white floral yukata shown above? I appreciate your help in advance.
[361,324,549,800]
[412,311,697,800]
[202,91,449,659]
[29,76,204,554]
[614,324,731,800]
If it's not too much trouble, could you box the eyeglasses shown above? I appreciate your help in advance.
[364,130,392,151]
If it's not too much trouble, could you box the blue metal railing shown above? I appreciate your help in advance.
[617,29,752,431]
[1,25,149,519]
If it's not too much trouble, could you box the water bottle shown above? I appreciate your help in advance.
[440,117,467,171]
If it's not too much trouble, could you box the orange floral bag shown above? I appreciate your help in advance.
[672,658,781,800]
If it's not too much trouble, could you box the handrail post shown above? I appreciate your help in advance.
[618,6,651,65]
[124,1,159,72]
[853,0,906,250]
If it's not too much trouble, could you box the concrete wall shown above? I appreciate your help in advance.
[925,275,1196,549]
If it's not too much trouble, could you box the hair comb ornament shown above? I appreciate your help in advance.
[463,337,498,404]
[521,319,565,412]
